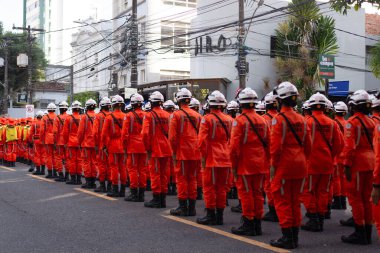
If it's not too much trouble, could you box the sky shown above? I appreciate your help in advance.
[0,0,24,32]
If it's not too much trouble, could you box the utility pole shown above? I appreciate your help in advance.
[13,25,45,104]
[1,39,9,114]
[70,65,74,104]
[130,0,138,89]
[238,0,246,89]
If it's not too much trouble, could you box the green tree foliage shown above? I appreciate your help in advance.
[330,0,380,15]
[274,0,339,99]
[370,42,380,78]
[0,22,47,96]
[72,91,99,106]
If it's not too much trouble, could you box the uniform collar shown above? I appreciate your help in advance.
[312,110,324,116]
[242,108,254,114]
[280,106,293,112]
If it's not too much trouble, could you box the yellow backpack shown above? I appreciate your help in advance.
[6,126,18,142]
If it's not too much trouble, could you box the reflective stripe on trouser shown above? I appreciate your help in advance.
[346,171,373,225]
[302,174,332,215]
[272,177,305,229]
[67,147,81,175]
[33,144,45,166]
[109,153,127,185]
[237,174,265,219]
[373,203,380,238]
[175,160,198,200]
[127,153,148,188]
[82,148,97,178]
[97,150,111,182]
[264,172,274,206]
[149,157,169,194]
[202,167,229,209]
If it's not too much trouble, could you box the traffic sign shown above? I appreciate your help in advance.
[319,55,335,79]
[26,104,34,117]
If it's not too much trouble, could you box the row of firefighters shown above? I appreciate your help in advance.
[2,82,380,250]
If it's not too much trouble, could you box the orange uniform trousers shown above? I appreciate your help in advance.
[332,164,346,196]
[149,157,169,194]
[5,142,17,162]
[33,144,45,166]
[109,153,127,185]
[127,153,148,189]
[346,171,373,225]
[67,147,81,175]
[273,177,305,229]
[264,173,274,206]
[45,144,59,171]
[203,167,229,209]
[55,145,66,173]
[237,174,265,219]
[81,148,97,178]
[303,174,332,215]
[97,150,111,182]
[196,164,203,187]
[176,160,198,200]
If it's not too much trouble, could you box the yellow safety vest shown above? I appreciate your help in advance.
[0,125,3,142]
[6,126,18,142]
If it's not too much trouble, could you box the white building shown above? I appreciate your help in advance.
[190,0,380,101]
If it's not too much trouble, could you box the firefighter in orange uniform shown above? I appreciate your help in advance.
[370,93,380,124]
[28,111,45,175]
[301,93,343,232]
[40,103,58,178]
[77,99,97,189]
[63,101,83,185]
[372,115,380,239]
[4,118,18,167]
[142,91,172,208]
[0,118,5,165]
[169,88,202,216]
[101,95,126,197]
[196,90,232,226]
[93,97,112,193]
[230,88,270,236]
[17,118,27,162]
[262,92,279,222]
[123,94,147,202]
[341,90,375,245]
[269,82,312,249]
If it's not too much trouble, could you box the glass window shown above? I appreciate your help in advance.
[161,21,190,51]
[162,0,197,8]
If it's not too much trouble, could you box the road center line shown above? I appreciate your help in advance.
[162,214,290,253]
[0,166,16,171]
[74,188,118,201]
[27,174,55,183]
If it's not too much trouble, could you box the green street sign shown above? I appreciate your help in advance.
[319,54,335,79]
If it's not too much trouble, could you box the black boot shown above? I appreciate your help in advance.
[106,181,112,193]
[94,182,106,193]
[172,183,177,196]
[32,166,41,175]
[167,183,174,196]
[216,208,224,225]
[292,227,299,247]
[40,165,46,175]
[263,205,279,222]
[270,228,297,249]
[89,178,97,189]
[196,187,203,200]
[160,193,166,208]
[188,199,196,216]
[54,172,65,182]
[231,200,242,213]
[231,216,256,236]
[325,204,331,219]
[301,213,322,232]
[107,185,119,197]
[340,216,355,227]
[138,188,145,202]
[66,174,77,185]
[254,218,262,235]
[52,169,58,178]
[45,170,53,179]
[81,178,91,188]
[331,196,342,209]
[341,224,369,245]
[64,172,70,182]
[146,179,152,191]
[170,199,188,216]
[76,175,82,185]
[144,194,161,208]
[28,165,34,172]
[196,208,216,225]
[119,184,126,198]
[318,214,325,232]
[341,196,347,210]
[365,224,372,244]
[124,188,139,202]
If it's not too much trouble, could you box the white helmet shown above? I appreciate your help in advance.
[71,100,82,109]
[111,95,124,105]
[309,92,327,107]
[99,97,111,107]
[264,92,277,105]
[255,101,266,112]
[326,99,333,110]
[348,90,371,106]
[237,88,258,104]
[43,110,48,115]
[149,91,164,103]
[130,94,144,105]
[163,100,176,109]
[143,102,151,111]
[208,90,227,106]
[369,94,380,108]
[47,103,57,110]
[85,99,97,107]
[125,104,132,111]
[36,110,44,117]
[59,101,69,109]
[302,100,311,110]
[227,101,240,111]
[275,82,299,99]
[176,88,192,102]
[189,98,200,108]
[334,101,348,113]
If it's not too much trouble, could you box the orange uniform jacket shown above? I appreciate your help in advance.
[374,124,380,185]
[62,112,81,147]
[28,120,42,145]
[122,108,146,154]
[262,110,277,126]
[141,107,172,158]
[101,110,125,153]
[372,112,380,125]
[270,106,312,179]
[169,105,202,161]
[40,112,57,144]
[77,111,96,148]
[334,116,346,165]
[53,113,68,145]
[93,111,109,149]
[307,111,343,174]
[342,112,375,173]
[230,109,270,175]
[197,109,232,168]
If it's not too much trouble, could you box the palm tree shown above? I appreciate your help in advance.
[370,42,380,78]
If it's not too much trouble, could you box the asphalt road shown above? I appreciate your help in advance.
[0,163,378,253]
